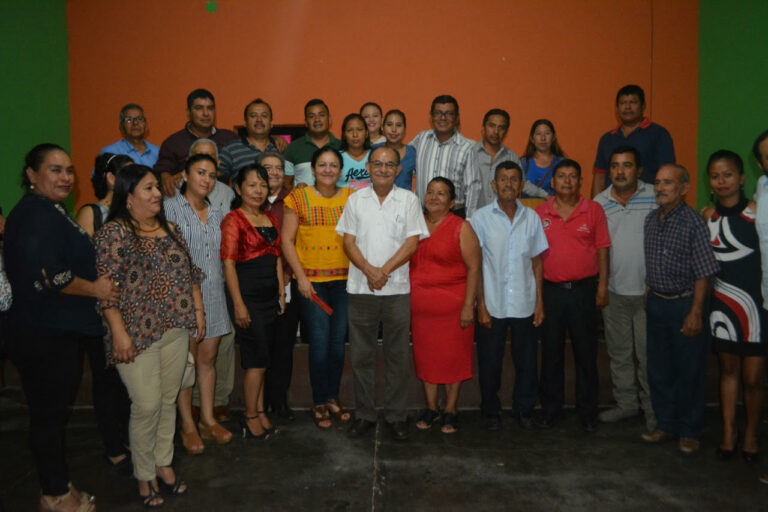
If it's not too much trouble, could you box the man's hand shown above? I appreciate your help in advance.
[477,303,492,329]
[364,265,389,291]
[161,172,181,197]
[596,285,609,309]
[681,309,703,337]
[273,136,288,153]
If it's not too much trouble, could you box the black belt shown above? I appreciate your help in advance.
[651,290,693,301]
[544,276,596,290]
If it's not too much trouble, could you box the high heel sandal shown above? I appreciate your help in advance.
[198,422,233,444]
[138,480,163,508]
[257,410,279,434]
[156,467,188,496]
[40,486,96,512]
[180,429,205,455]
[240,414,270,440]
[327,399,351,423]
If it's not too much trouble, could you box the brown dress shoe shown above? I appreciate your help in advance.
[641,429,673,443]
[214,406,230,422]
[679,437,700,455]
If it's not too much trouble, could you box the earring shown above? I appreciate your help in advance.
[127,202,132,209]
[29,184,35,190]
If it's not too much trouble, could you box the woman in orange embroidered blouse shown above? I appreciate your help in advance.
[221,163,285,440]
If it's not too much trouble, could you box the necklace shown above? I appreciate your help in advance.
[138,223,162,233]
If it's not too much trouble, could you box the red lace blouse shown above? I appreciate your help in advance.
[220,209,281,262]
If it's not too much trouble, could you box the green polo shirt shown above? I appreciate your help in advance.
[284,132,341,186]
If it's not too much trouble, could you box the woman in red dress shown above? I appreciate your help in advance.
[410,177,481,433]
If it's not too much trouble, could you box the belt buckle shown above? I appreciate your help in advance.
[563,281,573,290]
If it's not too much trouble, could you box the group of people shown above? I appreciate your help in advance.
[3,83,768,511]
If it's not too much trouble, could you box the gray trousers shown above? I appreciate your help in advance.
[602,292,656,430]
[348,293,412,423]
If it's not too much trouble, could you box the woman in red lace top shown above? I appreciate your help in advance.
[221,164,285,439]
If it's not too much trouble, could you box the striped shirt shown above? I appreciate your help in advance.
[410,129,481,216]
[163,193,230,338]
[219,136,284,181]
[594,181,656,295]
[644,202,718,294]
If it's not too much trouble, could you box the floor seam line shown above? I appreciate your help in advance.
[370,420,382,512]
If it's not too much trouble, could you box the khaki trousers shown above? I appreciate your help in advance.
[117,328,189,480]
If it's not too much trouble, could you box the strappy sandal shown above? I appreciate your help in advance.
[139,481,164,508]
[198,422,233,444]
[326,399,351,423]
[156,470,188,496]
[416,409,440,430]
[441,412,459,434]
[240,414,270,440]
[180,429,205,455]
[257,410,279,434]
[312,405,332,429]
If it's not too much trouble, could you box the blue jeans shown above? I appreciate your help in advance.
[646,293,708,438]
[298,280,348,405]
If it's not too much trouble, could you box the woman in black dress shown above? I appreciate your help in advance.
[702,149,765,462]
[5,144,118,512]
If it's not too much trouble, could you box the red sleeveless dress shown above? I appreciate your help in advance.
[410,214,473,383]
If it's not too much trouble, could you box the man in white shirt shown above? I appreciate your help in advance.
[410,95,480,218]
[336,146,429,441]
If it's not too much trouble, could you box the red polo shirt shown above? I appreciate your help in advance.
[536,196,611,282]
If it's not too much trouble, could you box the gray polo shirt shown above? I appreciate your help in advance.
[594,181,656,295]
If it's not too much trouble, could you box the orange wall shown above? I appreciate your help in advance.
[67,0,698,207]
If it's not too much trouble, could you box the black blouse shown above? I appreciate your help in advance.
[4,194,102,336]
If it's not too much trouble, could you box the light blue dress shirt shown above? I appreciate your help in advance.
[470,199,548,318]
[100,139,160,167]
[754,175,768,309]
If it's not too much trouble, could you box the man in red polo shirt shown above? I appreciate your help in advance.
[536,159,611,433]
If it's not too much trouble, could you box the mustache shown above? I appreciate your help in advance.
[655,192,668,198]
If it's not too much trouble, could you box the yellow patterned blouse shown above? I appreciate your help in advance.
[283,187,352,282]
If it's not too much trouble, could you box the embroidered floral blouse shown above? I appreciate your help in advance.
[95,221,203,362]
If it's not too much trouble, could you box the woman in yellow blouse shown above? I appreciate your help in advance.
[281,147,352,429]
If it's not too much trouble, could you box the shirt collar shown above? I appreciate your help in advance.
[610,117,652,135]
[428,129,460,145]
[602,180,650,203]
[541,195,586,216]
[185,122,217,137]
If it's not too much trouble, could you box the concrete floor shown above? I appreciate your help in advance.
[1,388,766,511]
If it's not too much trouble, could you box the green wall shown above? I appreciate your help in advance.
[698,0,768,207]
[0,0,71,214]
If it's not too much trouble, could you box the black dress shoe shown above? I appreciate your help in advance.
[349,418,376,437]
[535,414,560,429]
[275,404,296,421]
[388,420,409,441]
[484,416,502,432]
[581,418,598,434]
[515,414,534,430]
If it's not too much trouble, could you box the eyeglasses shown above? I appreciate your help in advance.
[431,110,457,119]
[370,160,398,170]
[123,116,146,124]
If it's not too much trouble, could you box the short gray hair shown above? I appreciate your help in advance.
[189,138,218,160]
[256,151,285,167]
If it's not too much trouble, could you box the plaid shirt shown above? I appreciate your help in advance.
[644,202,718,293]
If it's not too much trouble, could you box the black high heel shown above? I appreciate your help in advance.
[240,415,270,440]
[716,432,741,460]
[257,410,279,434]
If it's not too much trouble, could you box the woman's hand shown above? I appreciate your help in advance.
[460,303,474,328]
[477,302,492,329]
[234,303,251,328]
[92,274,119,302]
[297,276,315,300]
[278,294,286,316]
[112,329,136,364]
[194,310,206,343]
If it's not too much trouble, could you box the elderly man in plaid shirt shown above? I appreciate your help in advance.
[642,164,718,455]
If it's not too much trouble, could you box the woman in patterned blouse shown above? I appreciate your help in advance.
[221,164,285,440]
[95,164,205,508]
